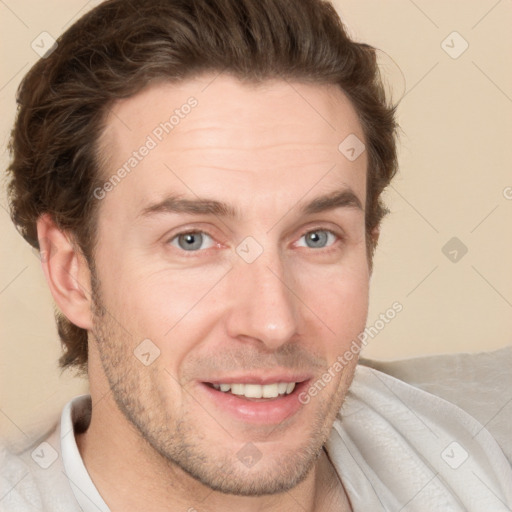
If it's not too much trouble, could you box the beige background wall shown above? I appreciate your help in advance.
[1,1,511,440]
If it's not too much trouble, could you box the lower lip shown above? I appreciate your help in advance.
[197,381,310,425]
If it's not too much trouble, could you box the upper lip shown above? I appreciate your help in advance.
[202,372,312,385]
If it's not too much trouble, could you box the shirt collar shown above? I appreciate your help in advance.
[60,395,110,512]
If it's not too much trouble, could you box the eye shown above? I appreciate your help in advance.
[296,229,338,249]
[169,231,215,252]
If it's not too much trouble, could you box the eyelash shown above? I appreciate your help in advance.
[166,226,344,257]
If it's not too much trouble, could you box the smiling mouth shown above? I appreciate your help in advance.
[199,379,309,423]
[205,381,297,400]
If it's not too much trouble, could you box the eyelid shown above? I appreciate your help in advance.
[168,230,215,251]
[164,223,345,257]
[161,222,221,256]
[163,222,222,243]
[293,226,344,249]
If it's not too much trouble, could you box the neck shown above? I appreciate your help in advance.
[76,391,351,512]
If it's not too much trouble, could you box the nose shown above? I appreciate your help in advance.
[225,249,299,350]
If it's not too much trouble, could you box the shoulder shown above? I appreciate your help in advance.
[327,348,512,510]
[0,440,41,512]
[0,423,80,512]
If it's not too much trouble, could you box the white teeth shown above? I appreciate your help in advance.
[230,383,245,396]
[286,382,296,394]
[244,384,263,398]
[262,383,279,398]
[211,382,296,398]
[277,383,288,394]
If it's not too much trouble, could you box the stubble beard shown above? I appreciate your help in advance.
[90,278,353,497]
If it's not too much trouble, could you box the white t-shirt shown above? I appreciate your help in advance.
[2,355,512,511]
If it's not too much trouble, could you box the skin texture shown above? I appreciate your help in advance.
[38,74,373,511]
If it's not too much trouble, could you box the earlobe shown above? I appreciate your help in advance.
[36,214,93,330]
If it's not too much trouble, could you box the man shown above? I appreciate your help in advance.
[1,0,511,511]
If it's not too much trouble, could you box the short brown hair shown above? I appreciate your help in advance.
[6,0,398,373]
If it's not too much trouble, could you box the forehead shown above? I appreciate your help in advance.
[97,74,367,221]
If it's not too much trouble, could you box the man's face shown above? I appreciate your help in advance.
[90,75,370,495]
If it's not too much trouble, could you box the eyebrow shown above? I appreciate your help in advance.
[138,189,363,220]
[301,189,363,214]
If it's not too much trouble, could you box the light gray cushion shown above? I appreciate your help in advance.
[360,345,512,465]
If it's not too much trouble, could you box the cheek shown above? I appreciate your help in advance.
[96,262,230,373]
[296,256,370,325]
[293,261,370,371]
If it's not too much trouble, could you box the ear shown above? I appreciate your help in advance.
[36,214,94,330]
